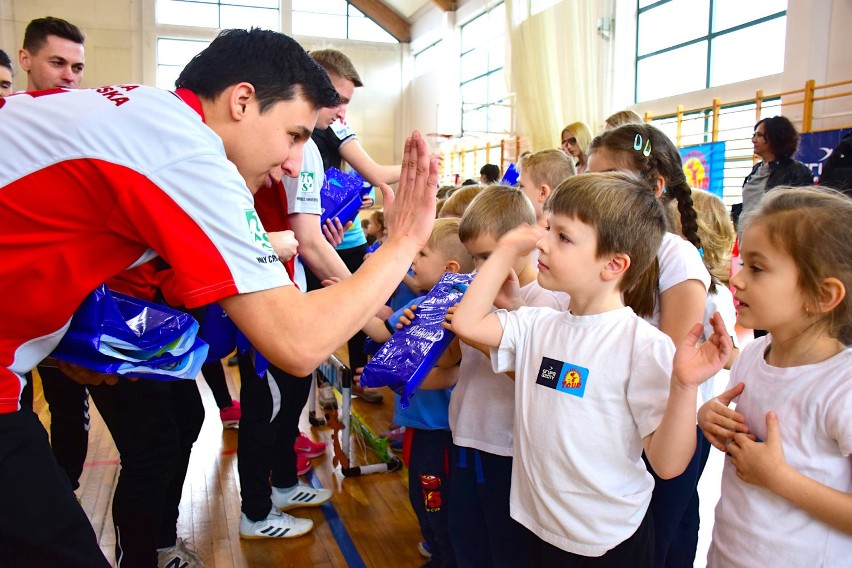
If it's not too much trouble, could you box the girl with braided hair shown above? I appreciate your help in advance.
[588,123,712,568]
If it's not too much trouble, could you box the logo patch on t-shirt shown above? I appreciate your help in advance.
[536,357,589,398]
[299,171,315,193]
[244,209,274,253]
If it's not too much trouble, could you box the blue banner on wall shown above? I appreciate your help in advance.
[796,128,852,183]
[679,141,725,197]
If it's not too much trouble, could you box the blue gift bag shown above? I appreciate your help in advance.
[52,284,208,380]
[360,272,474,408]
[320,167,372,227]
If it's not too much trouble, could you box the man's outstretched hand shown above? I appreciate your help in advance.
[380,131,438,252]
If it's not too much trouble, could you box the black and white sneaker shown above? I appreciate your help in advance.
[239,507,313,540]
[156,537,209,567]
[272,482,332,511]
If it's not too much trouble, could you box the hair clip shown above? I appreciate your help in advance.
[697,247,704,259]
[633,133,643,151]
[633,133,652,157]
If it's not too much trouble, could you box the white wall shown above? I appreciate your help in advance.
[297,36,405,168]
[0,0,138,91]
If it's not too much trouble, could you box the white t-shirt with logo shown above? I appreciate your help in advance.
[283,138,324,289]
[449,280,563,456]
[283,138,324,216]
[493,306,675,556]
[0,85,291,413]
[708,337,852,567]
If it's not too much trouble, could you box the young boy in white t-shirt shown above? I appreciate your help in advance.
[451,172,733,566]
[444,185,564,566]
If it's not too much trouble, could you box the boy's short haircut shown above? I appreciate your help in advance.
[427,218,475,273]
[438,184,486,218]
[176,29,339,114]
[519,149,576,191]
[459,185,536,243]
[309,49,363,87]
[23,17,85,53]
[544,172,666,291]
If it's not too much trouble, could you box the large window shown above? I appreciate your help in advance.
[157,0,280,29]
[155,0,280,89]
[292,0,398,44]
[460,3,510,136]
[635,0,786,102]
[155,0,398,89]
[156,38,210,90]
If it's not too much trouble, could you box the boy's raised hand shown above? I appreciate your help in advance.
[698,382,750,451]
[672,312,733,389]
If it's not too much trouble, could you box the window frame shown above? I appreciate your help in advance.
[634,0,786,103]
[459,2,508,137]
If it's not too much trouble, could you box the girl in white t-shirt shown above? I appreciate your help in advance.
[587,123,711,567]
[699,186,852,567]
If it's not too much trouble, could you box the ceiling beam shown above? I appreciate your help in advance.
[349,0,412,43]
[432,0,456,11]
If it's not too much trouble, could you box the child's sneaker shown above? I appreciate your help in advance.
[219,400,241,429]
[239,507,313,539]
[294,432,327,458]
[418,540,432,559]
[318,384,338,410]
[271,481,332,511]
[157,537,209,568]
[296,454,312,476]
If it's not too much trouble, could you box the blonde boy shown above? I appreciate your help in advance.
[446,186,564,566]
[518,149,576,224]
[451,173,732,565]
[370,217,473,567]
[363,217,473,343]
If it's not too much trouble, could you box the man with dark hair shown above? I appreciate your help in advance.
[0,27,437,567]
[19,16,85,90]
[0,49,13,96]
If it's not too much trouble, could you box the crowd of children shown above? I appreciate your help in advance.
[358,118,850,568]
[3,17,850,568]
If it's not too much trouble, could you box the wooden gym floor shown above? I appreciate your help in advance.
[31,358,425,567]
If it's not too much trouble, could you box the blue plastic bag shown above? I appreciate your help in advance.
[197,303,238,362]
[501,162,520,186]
[321,167,371,227]
[51,284,208,380]
[360,272,474,408]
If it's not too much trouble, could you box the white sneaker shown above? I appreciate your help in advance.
[239,507,313,539]
[157,537,209,568]
[272,482,332,511]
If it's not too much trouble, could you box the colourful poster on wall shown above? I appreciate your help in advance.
[679,141,725,197]
[796,128,852,183]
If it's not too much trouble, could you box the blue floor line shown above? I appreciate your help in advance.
[305,470,367,568]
